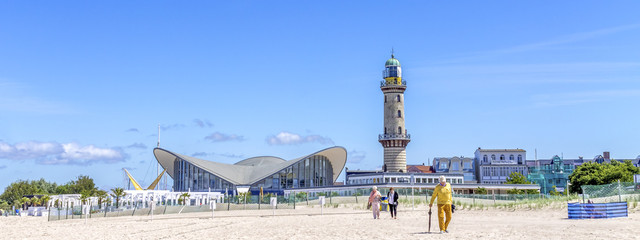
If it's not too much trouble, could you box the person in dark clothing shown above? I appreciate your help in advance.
[387,187,399,219]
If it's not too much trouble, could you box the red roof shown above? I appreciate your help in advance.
[407,165,434,173]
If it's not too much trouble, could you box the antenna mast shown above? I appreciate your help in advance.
[157,123,160,190]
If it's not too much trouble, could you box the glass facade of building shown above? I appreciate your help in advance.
[172,155,335,194]
[174,157,234,192]
[527,156,573,194]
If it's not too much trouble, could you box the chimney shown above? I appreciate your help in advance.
[603,151,610,160]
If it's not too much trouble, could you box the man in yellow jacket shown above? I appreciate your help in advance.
[429,175,452,233]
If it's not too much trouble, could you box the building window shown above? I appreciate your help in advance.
[464,162,472,169]
[385,95,387,103]
[491,155,496,161]
[518,155,523,164]
[397,110,402,118]
[510,155,514,160]
[397,95,401,102]
[452,162,460,171]
[384,128,387,134]
[483,155,488,162]
[500,155,505,160]
[398,127,402,134]
[440,163,448,169]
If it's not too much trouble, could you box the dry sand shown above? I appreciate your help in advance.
[1,205,638,239]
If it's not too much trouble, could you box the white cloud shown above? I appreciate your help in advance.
[204,132,245,142]
[126,143,147,149]
[266,132,334,145]
[347,150,366,164]
[160,123,186,131]
[193,119,214,128]
[0,141,126,165]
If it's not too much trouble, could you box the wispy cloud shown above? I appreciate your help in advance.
[266,132,334,145]
[192,152,208,157]
[191,152,244,159]
[160,124,186,131]
[193,119,214,128]
[0,80,75,114]
[0,165,6,169]
[126,128,140,133]
[437,23,640,64]
[204,132,245,142]
[218,153,244,159]
[348,150,366,164]
[417,62,640,85]
[0,141,126,165]
[126,143,147,149]
[489,24,640,54]
[531,89,640,108]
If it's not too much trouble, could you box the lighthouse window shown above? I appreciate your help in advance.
[385,96,387,103]
[397,110,402,118]
[398,127,402,134]
[384,128,387,134]
[397,95,401,102]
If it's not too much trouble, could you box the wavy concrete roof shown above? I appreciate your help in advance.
[154,147,347,186]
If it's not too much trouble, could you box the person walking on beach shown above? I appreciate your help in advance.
[387,187,399,219]
[368,186,382,219]
[429,175,453,234]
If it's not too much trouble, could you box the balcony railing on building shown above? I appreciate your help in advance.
[378,134,411,140]
[380,80,407,87]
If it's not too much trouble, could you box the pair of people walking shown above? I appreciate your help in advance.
[368,186,399,219]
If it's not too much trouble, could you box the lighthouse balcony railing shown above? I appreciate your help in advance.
[380,80,407,87]
[378,134,411,140]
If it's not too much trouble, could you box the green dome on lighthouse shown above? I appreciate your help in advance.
[385,54,401,66]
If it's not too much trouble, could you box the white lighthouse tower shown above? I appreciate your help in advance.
[379,53,410,172]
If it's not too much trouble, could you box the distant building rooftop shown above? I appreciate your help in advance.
[407,165,434,173]
[476,148,526,152]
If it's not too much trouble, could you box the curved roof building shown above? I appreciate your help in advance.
[154,147,347,193]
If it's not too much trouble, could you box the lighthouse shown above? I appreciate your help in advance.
[379,53,410,172]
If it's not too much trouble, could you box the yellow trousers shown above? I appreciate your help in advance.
[437,204,452,231]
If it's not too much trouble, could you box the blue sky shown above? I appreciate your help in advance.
[1,1,639,190]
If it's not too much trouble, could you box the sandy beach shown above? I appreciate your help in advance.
[1,204,638,240]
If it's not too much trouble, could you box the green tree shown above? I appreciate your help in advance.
[505,172,529,184]
[31,196,41,207]
[80,190,92,205]
[110,188,126,208]
[569,160,640,193]
[0,200,10,211]
[71,175,97,195]
[0,180,38,205]
[549,185,561,196]
[21,197,30,210]
[40,195,51,209]
[95,190,108,209]
[505,172,534,194]
[475,187,488,194]
[238,191,252,203]
[296,192,308,201]
[179,193,190,205]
